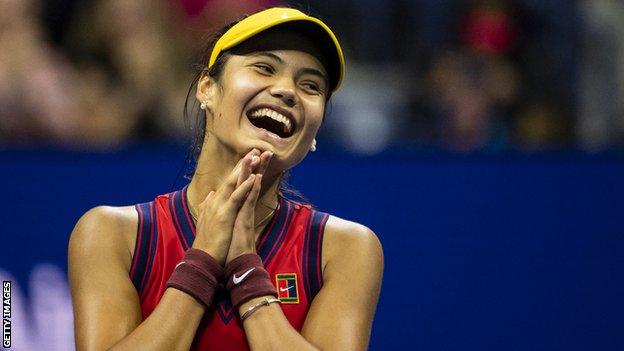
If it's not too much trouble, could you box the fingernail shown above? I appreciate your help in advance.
[252,155,259,162]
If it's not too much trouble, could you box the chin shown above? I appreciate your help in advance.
[240,140,276,155]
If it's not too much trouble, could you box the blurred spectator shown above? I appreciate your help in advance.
[0,0,282,148]
[513,98,567,150]
[323,63,409,155]
[1,0,617,154]
[0,0,183,148]
[414,0,520,152]
[0,0,84,145]
[65,0,194,144]
[578,0,624,151]
[178,0,279,33]
[427,49,517,152]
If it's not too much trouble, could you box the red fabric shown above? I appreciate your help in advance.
[134,191,321,351]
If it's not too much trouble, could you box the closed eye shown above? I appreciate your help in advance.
[301,81,324,95]
[253,63,274,74]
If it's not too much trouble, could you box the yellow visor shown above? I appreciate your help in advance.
[208,7,345,93]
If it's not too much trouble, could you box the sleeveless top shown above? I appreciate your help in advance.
[128,186,328,350]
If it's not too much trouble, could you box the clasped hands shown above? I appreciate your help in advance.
[191,149,274,265]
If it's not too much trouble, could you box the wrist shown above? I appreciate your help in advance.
[166,248,224,308]
[192,240,230,264]
[226,246,255,264]
[237,295,275,315]
[238,296,281,322]
[224,254,277,309]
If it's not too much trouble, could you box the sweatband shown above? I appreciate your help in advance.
[225,253,277,308]
[166,248,223,307]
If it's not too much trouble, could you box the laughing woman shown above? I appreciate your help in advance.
[68,7,383,351]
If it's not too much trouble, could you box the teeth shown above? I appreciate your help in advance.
[250,107,292,133]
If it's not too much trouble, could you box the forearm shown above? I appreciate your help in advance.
[239,296,320,351]
[107,288,205,351]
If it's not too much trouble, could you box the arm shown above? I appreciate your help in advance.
[69,150,263,350]
[301,218,383,349]
[68,206,206,351]
[230,215,384,350]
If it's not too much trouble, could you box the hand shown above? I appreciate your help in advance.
[191,149,261,264]
[226,151,274,264]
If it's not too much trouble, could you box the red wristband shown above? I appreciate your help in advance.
[225,254,277,308]
[166,248,223,307]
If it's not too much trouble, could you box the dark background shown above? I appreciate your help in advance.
[2,146,622,350]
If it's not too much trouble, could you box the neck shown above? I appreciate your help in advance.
[186,137,281,242]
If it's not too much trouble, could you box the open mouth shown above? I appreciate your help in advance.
[246,106,295,138]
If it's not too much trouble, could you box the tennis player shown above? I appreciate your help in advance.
[69,7,383,350]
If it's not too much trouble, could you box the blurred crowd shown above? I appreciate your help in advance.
[1,0,623,153]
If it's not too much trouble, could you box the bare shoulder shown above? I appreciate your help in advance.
[324,215,382,252]
[322,215,383,274]
[301,215,383,349]
[69,205,139,271]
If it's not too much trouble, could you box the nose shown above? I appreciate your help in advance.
[269,77,297,107]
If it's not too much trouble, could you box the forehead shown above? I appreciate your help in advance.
[230,28,329,74]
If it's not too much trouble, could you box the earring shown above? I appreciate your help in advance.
[200,102,207,110]
[310,139,317,152]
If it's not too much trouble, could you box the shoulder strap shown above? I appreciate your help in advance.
[129,201,159,297]
[302,209,329,301]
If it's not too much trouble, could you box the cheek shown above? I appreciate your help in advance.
[222,73,260,106]
[301,100,325,136]
[212,74,261,132]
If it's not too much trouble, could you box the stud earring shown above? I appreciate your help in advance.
[200,102,207,110]
[310,139,317,152]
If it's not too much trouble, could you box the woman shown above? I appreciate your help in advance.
[69,7,383,350]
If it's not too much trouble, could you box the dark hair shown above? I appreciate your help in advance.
[181,16,332,204]
[182,21,237,177]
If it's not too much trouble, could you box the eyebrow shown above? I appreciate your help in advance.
[251,51,329,86]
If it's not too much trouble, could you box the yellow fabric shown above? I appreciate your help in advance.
[208,7,344,92]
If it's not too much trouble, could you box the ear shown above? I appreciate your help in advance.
[195,74,219,112]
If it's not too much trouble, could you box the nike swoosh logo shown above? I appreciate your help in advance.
[232,267,255,285]
[279,285,294,292]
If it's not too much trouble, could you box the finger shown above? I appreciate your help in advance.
[244,174,262,212]
[232,174,262,236]
[249,153,261,172]
[225,174,256,214]
[231,148,258,179]
[199,190,215,207]
[217,149,259,202]
[197,190,215,219]
[236,154,254,187]
[230,149,260,188]
[255,151,273,175]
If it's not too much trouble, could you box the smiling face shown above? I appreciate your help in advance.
[196,29,329,173]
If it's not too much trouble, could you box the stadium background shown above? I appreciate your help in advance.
[1,0,623,350]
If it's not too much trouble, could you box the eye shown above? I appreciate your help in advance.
[253,63,274,74]
[301,81,324,95]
